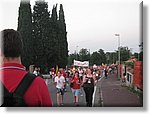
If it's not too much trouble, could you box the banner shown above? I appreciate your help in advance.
[74,60,89,67]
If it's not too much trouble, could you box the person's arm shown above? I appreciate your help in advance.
[63,77,66,88]
[81,75,86,86]
[93,74,97,85]
[78,78,82,85]
[54,77,57,86]
[70,77,74,83]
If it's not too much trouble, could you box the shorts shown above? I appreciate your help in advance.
[56,88,64,95]
[72,89,80,96]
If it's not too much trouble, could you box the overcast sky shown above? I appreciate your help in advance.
[0,0,142,54]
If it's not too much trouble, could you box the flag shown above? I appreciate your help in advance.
[56,65,58,74]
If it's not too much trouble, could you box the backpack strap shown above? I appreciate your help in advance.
[14,73,37,96]
[0,81,9,96]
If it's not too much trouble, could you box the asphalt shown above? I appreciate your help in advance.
[46,72,142,107]
[94,72,143,107]
[47,79,86,107]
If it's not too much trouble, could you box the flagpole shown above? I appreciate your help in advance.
[115,34,120,80]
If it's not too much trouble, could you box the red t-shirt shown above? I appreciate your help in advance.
[62,71,67,78]
[0,63,52,107]
[71,76,81,89]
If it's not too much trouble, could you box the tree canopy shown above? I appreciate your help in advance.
[18,0,68,73]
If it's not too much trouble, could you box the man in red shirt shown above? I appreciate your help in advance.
[0,29,52,107]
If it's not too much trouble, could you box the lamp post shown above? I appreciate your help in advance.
[115,34,120,80]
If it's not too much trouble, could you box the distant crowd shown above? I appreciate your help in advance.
[32,64,117,107]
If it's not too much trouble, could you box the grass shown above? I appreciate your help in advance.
[123,85,143,104]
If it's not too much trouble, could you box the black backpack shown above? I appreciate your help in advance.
[0,73,37,107]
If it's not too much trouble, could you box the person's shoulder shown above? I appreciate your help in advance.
[31,76,45,86]
[61,76,65,79]
[25,76,47,94]
[83,74,86,77]
[55,76,58,79]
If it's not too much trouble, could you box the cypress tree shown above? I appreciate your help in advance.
[58,4,68,68]
[32,0,50,73]
[49,4,59,68]
[17,0,33,70]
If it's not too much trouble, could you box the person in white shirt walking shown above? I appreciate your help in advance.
[54,71,66,106]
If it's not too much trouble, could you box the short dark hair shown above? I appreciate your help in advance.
[1,29,23,57]
[75,71,79,75]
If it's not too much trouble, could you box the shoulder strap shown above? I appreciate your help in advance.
[14,73,37,96]
[0,81,9,95]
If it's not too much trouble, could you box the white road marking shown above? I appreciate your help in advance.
[92,86,97,107]
[92,76,104,107]
[99,76,105,107]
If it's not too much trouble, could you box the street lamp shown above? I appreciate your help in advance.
[115,34,120,80]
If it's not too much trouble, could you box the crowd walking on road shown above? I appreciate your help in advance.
[48,65,111,107]
[0,28,142,107]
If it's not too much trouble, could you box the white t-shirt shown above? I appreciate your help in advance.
[55,76,65,89]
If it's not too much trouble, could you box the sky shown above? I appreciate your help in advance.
[0,0,142,54]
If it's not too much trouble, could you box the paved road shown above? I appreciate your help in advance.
[42,74,102,107]
[45,79,87,107]
[43,72,142,107]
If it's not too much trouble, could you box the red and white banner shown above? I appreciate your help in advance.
[74,60,89,67]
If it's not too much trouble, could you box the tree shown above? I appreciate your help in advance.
[98,49,107,64]
[68,53,76,66]
[78,48,90,61]
[139,42,143,61]
[32,0,50,72]
[116,46,131,63]
[133,52,139,59]
[90,49,106,66]
[90,52,101,65]
[19,1,68,71]
[17,0,33,70]
[58,4,68,68]
[106,52,117,64]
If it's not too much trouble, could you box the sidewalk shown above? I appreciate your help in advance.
[94,73,143,107]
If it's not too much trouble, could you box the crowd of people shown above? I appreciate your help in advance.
[46,64,116,107]
[0,29,116,107]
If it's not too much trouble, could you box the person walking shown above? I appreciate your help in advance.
[0,29,52,107]
[104,68,108,79]
[54,71,66,106]
[82,68,96,107]
[60,68,67,92]
[70,71,81,106]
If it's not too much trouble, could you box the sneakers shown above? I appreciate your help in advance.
[80,94,83,96]
[61,103,64,106]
